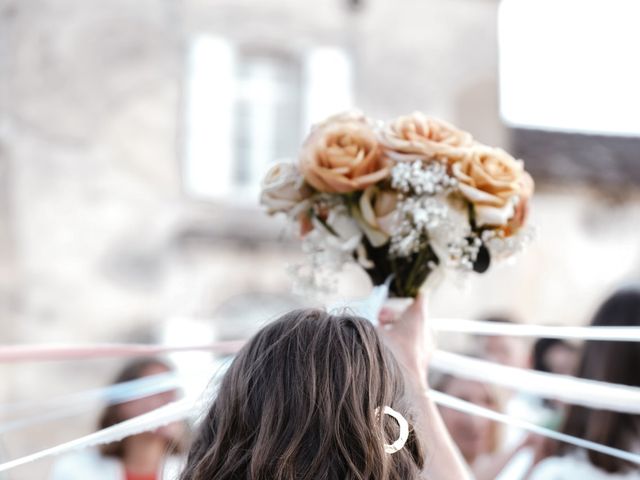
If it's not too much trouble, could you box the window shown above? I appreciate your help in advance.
[183,35,353,203]
[233,51,303,189]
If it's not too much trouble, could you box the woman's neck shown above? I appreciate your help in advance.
[122,434,166,475]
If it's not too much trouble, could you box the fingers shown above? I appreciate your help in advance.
[399,294,426,326]
[378,307,397,326]
[378,295,428,338]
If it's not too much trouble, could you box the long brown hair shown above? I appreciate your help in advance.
[559,288,640,473]
[180,309,424,480]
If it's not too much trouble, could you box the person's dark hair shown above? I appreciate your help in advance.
[181,309,424,480]
[532,338,574,373]
[481,315,516,324]
[559,288,640,473]
[99,357,186,458]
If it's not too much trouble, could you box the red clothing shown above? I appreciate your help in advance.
[125,471,157,480]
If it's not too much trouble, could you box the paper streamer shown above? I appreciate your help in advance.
[3,322,639,364]
[431,351,640,414]
[0,341,244,363]
[1,358,223,415]
[430,319,640,342]
[1,372,179,415]
[329,279,391,324]
[0,360,226,435]
[0,373,183,434]
[4,345,640,417]
[0,397,199,473]
[429,390,640,466]
[2,382,639,472]
[2,290,639,472]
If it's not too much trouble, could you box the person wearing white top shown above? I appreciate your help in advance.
[529,450,640,480]
[49,358,189,480]
[528,288,640,479]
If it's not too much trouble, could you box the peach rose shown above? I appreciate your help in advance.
[452,146,530,227]
[379,112,474,162]
[260,162,310,215]
[299,112,390,193]
[355,186,400,246]
[504,171,534,235]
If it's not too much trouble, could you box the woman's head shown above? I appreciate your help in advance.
[434,374,501,463]
[479,316,531,370]
[560,288,640,472]
[533,338,578,376]
[181,309,424,480]
[99,357,185,457]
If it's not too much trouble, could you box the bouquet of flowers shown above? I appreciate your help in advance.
[260,111,534,298]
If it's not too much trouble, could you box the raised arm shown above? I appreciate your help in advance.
[379,295,472,480]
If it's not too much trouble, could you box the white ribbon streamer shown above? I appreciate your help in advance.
[431,351,640,414]
[330,279,391,323]
[0,397,200,473]
[5,347,639,437]
[0,373,183,434]
[0,341,242,363]
[1,287,639,472]
[0,372,179,415]
[430,318,640,342]
[429,390,640,466]
[3,385,639,473]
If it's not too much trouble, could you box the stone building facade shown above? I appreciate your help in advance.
[0,0,638,478]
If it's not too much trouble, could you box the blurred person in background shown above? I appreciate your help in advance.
[433,373,504,478]
[528,288,640,479]
[476,315,548,449]
[479,315,532,370]
[476,315,558,477]
[532,337,580,415]
[533,338,579,376]
[434,369,545,480]
[49,357,188,480]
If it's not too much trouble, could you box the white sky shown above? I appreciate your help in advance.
[499,0,640,136]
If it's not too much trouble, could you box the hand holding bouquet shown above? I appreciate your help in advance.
[260,111,534,298]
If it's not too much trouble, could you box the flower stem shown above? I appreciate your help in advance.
[405,246,429,297]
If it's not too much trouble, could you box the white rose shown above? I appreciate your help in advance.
[353,186,400,247]
[312,208,363,252]
[427,195,472,263]
[260,162,310,215]
[474,203,516,228]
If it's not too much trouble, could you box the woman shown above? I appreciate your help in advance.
[434,375,505,477]
[180,296,470,479]
[49,357,187,480]
[529,288,640,479]
[533,338,579,377]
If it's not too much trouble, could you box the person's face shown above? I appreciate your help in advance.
[482,336,530,369]
[118,363,178,421]
[544,344,578,376]
[439,378,496,463]
[116,363,185,446]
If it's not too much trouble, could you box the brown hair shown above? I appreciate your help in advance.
[559,288,640,473]
[99,357,187,458]
[180,309,424,480]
